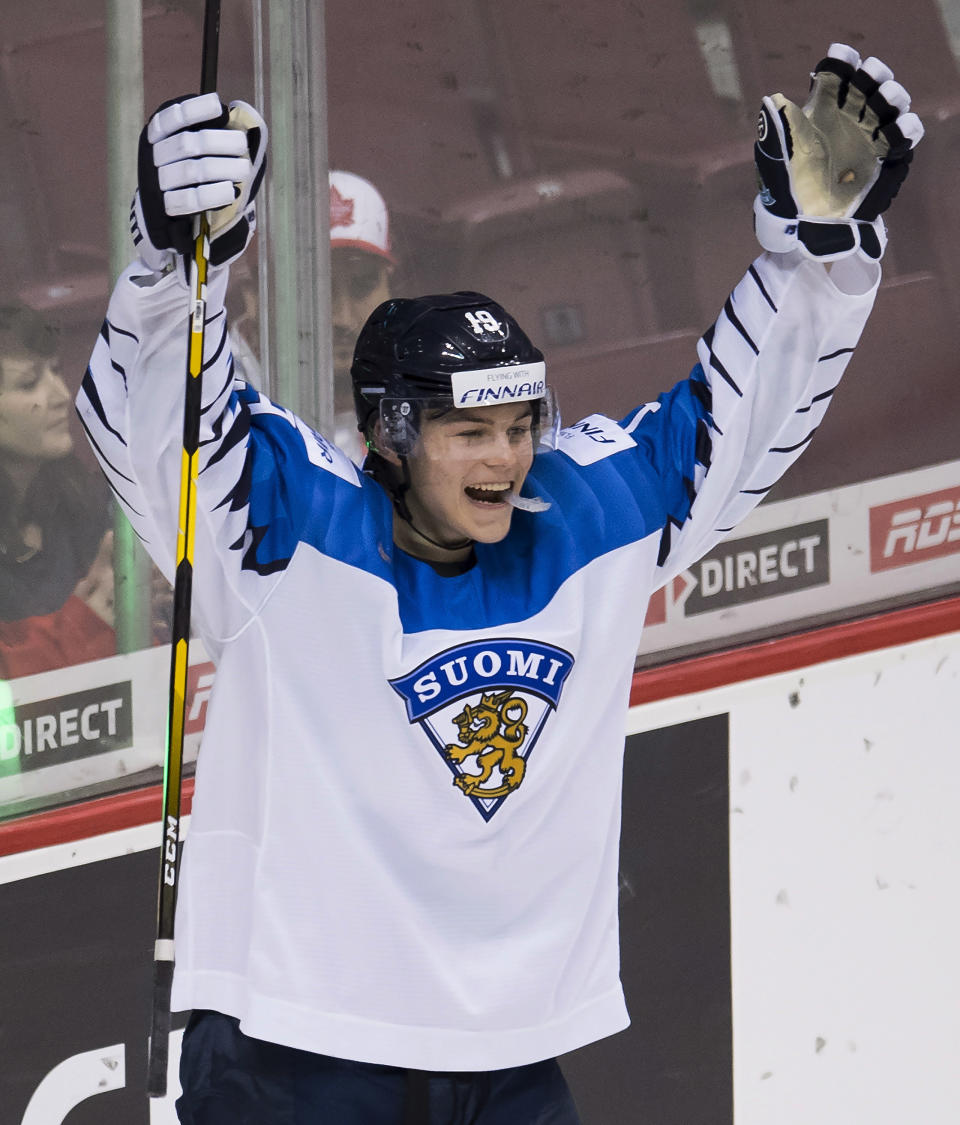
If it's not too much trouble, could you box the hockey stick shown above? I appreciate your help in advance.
[146,0,221,1099]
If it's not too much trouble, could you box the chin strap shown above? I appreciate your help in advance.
[390,456,474,554]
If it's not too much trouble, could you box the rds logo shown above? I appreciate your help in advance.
[390,639,574,820]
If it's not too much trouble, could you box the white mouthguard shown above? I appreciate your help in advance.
[506,491,551,513]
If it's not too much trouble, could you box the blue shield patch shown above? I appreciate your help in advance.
[390,639,574,821]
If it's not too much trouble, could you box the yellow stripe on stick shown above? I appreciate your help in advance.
[175,449,199,566]
[176,449,191,563]
[185,451,198,566]
[168,638,190,760]
[189,321,204,376]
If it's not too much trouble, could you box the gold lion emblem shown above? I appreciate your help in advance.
[444,690,529,798]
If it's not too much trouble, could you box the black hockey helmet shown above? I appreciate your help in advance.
[350,291,557,456]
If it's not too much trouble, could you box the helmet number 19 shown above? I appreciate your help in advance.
[464,310,503,336]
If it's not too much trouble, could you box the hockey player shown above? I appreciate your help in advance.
[78,45,921,1125]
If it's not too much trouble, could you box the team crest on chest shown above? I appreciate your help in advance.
[390,639,574,821]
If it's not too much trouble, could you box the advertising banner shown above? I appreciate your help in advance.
[0,646,212,821]
[640,459,960,657]
[868,483,960,573]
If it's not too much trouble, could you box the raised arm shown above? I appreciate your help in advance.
[557,45,923,583]
[76,95,357,646]
[645,247,880,582]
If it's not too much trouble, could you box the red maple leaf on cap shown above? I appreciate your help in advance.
[330,183,355,228]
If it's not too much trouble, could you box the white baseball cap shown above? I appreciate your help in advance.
[329,170,394,263]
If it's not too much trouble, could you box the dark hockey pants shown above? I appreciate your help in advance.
[176,1009,583,1125]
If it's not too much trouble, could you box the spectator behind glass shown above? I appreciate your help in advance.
[329,171,395,459]
[0,305,115,678]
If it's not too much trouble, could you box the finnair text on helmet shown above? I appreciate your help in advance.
[458,379,546,406]
[450,361,547,407]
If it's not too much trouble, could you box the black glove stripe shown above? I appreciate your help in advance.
[812,56,857,83]
[797,220,857,256]
[777,107,794,159]
[754,103,799,220]
[850,68,882,102]
[813,56,856,108]
[248,153,268,204]
[853,148,913,221]
[857,223,883,260]
[864,87,900,131]
[878,119,912,158]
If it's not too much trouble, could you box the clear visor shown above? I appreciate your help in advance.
[378,386,560,461]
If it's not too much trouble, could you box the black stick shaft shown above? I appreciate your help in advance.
[200,0,221,95]
[147,0,222,1099]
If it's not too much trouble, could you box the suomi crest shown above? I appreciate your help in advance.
[390,638,574,821]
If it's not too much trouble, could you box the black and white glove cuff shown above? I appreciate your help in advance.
[752,195,887,262]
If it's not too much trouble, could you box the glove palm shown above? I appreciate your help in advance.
[754,44,923,261]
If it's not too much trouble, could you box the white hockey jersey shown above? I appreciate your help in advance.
[77,250,879,1071]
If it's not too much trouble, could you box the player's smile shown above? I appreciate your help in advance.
[464,481,513,506]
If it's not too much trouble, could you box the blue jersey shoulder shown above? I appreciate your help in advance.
[234,366,712,632]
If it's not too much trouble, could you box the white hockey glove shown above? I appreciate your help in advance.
[132,92,268,274]
[754,44,923,262]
